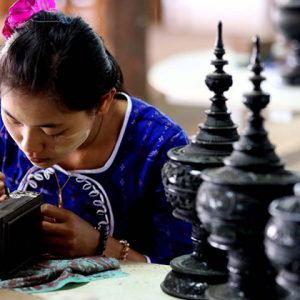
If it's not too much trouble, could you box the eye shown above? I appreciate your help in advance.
[9,119,22,126]
[45,131,63,137]
[42,129,65,137]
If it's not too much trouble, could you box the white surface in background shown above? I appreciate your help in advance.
[161,0,274,39]
[148,50,300,114]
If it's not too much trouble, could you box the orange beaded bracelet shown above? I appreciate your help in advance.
[119,240,130,261]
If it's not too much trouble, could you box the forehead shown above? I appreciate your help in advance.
[1,89,86,125]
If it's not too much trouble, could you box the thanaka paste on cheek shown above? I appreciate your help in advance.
[53,129,91,155]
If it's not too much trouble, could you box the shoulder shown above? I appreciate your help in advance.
[128,95,188,144]
[116,94,189,168]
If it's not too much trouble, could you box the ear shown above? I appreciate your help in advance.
[96,88,117,114]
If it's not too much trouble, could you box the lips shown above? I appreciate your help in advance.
[29,157,50,163]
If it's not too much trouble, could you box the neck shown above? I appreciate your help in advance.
[58,98,126,170]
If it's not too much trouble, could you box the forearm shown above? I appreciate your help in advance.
[103,236,147,263]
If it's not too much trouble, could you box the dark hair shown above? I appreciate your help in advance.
[0,10,125,111]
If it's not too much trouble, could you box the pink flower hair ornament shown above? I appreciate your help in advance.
[2,0,57,40]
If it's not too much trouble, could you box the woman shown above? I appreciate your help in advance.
[0,0,192,264]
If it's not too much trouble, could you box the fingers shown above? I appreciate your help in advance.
[41,205,100,258]
[0,194,8,202]
[41,203,72,222]
[41,204,77,236]
[41,217,76,238]
[42,225,77,258]
[0,182,8,202]
[0,172,7,200]
[0,172,5,181]
[43,216,56,223]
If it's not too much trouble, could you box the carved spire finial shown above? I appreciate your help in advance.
[225,36,283,172]
[191,21,239,156]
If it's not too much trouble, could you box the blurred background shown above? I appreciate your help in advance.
[1,0,300,170]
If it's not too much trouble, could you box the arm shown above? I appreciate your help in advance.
[41,203,147,262]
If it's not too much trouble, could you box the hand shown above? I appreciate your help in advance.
[41,203,100,258]
[0,172,8,202]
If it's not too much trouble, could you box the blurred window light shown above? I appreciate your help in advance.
[56,0,97,9]
[161,0,274,39]
[70,0,97,7]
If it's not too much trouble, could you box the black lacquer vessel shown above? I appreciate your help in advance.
[161,22,239,300]
[265,183,300,300]
[196,36,300,300]
[275,0,300,84]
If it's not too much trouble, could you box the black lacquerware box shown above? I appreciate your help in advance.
[0,191,43,279]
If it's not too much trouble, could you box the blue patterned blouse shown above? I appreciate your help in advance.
[0,93,192,264]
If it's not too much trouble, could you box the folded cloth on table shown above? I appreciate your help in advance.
[0,255,127,294]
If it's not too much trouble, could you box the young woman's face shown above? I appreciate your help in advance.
[1,89,95,168]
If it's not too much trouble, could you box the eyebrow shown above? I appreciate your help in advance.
[2,107,63,128]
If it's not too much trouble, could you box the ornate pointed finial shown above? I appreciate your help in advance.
[252,36,260,63]
[206,21,227,86]
[225,36,283,172]
[169,21,239,162]
[246,36,265,108]
[192,21,239,154]
[214,21,224,59]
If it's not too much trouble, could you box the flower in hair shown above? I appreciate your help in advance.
[2,0,57,40]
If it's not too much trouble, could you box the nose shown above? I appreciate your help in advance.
[21,127,45,155]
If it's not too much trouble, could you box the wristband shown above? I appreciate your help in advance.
[95,224,109,256]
